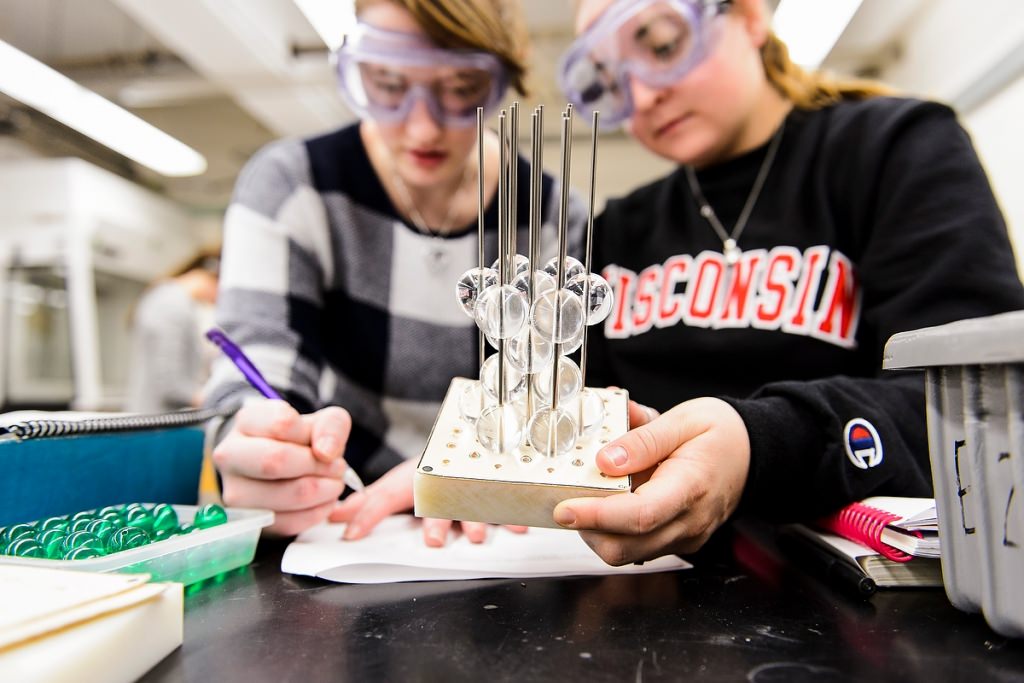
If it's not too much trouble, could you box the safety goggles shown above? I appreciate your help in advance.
[334,23,508,128]
[559,0,731,128]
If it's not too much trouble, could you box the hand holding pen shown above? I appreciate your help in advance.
[206,328,365,536]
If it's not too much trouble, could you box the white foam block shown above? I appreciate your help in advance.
[414,377,630,529]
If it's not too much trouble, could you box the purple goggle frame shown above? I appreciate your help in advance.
[559,0,731,129]
[334,23,509,128]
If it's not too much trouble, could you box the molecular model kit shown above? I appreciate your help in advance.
[414,104,631,529]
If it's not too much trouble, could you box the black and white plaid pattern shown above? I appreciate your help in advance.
[205,125,585,481]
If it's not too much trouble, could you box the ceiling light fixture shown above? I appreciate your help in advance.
[293,0,355,52]
[0,39,207,177]
[772,0,865,70]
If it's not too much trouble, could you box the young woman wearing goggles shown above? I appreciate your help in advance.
[206,0,584,542]
[553,0,1024,565]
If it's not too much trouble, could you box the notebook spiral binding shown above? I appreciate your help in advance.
[819,502,914,563]
[2,405,238,441]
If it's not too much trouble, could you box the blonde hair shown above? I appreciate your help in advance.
[355,0,530,95]
[761,32,895,109]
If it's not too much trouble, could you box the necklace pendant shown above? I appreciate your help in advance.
[425,242,449,275]
[723,239,741,266]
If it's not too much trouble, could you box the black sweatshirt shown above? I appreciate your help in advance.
[587,97,1024,521]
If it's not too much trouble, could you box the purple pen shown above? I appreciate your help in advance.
[205,328,365,491]
[205,328,283,400]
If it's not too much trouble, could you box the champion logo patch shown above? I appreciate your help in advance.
[843,418,883,470]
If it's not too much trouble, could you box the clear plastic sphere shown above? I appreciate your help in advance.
[455,267,498,318]
[511,270,556,301]
[532,356,582,405]
[528,407,578,458]
[558,323,585,355]
[479,354,526,402]
[566,272,613,326]
[474,284,527,340]
[543,256,586,284]
[491,254,530,278]
[566,388,606,438]
[506,326,554,375]
[458,381,493,424]
[477,404,525,454]
[530,289,584,343]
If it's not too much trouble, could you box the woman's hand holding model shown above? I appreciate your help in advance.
[555,399,750,564]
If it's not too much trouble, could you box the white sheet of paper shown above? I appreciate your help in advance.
[281,515,691,584]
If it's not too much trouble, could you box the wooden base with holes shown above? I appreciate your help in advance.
[413,377,631,529]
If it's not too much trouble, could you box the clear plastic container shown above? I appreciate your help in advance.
[0,505,273,586]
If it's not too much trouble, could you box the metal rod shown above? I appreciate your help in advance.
[509,102,518,270]
[497,111,507,410]
[526,108,542,419]
[530,106,543,287]
[549,111,573,415]
[476,108,486,381]
[579,110,599,435]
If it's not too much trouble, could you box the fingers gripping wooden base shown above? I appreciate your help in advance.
[414,377,631,529]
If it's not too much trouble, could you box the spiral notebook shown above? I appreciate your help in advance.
[790,497,942,589]
[817,496,939,561]
[0,406,234,526]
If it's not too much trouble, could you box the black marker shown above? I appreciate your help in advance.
[777,526,877,599]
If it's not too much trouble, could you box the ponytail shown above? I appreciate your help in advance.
[761,32,894,109]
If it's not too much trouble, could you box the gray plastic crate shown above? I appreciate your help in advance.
[885,311,1024,637]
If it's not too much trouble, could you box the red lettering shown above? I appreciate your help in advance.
[719,251,764,326]
[814,252,860,345]
[657,256,689,324]
[755,247,799,328]
[786,246,829,333]
[632,265,661,332]
[686,252,724,324]
[605,266,636,338]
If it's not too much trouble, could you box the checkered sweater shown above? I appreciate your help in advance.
[205,124,585,482]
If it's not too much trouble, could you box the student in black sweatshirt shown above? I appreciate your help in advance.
[552,0,1024,564]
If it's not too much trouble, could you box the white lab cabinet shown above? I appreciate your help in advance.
[0,158,204,410]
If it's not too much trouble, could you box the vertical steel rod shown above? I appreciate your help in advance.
[497,111,507,410]
[526,108,542,420]
[509,102,519,271]
[550,110,573,416]
[476,108,486,382]
[579,110,599,435]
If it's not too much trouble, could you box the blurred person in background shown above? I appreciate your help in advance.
[126,250,220,413]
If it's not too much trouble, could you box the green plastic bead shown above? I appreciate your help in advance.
[108,526,149,553]
[151,504,179,533]
[177,523,200,535]
[151,528,176,542]
[124,505,154,531]
[64,545,102,560]
[7,537,45,558]
[85,519,115,543]
[97,507,125,525]
[38,529,67,559]
[193,504,228,529]
[39,516,69,532]
[70,510,96,523]
[7,523,37,543]
[62,530,99,554]
[70,517,97,534]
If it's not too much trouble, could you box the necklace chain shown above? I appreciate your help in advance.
[390,161,474,239]
[685,125,784,265]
